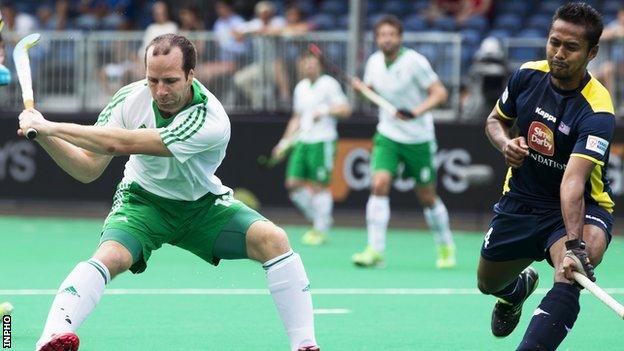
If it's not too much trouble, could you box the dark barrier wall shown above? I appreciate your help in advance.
[2,113,624,212]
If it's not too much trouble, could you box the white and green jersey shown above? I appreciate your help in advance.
[293,74,347,143]
[363,47,439,144]
[95,79,231,201]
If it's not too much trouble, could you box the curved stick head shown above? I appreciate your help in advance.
[14,33,41,52]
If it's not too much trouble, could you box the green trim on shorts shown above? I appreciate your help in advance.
[371,132,437,185]
[286,140,336,184]
[100,228,143,265]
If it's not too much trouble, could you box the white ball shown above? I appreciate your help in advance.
[0,302,14,316]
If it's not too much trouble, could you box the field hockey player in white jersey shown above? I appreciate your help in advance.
[273,52,351,246]
[18,33,320,351]
[351,15,456,269]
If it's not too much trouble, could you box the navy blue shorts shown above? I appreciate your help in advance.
[480,196,613,265]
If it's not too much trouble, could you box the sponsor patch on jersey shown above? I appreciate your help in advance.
[528,121,554,156]
[558,121,570,135]
[586,135,609,156]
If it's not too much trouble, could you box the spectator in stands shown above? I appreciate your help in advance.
[594,6,624,102]
[233,1,291,109]
[282,5,312,36]
[36,1,70,31]
[461,37,510,121]
[177,5,205,58]
[195,1,247,86]
[74,0,130,30]
[424,0,492,26]
[138,1,178,57]
[0,1,38,36]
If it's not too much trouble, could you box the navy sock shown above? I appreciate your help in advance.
[493,276,526,305]
[516,283,580,351]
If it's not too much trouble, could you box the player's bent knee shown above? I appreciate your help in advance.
[94,241,133,278]
[246,221,291,262]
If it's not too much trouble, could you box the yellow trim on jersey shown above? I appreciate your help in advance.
[580,76,615,114]
[589,164,614,213]
[520,60,550,72]
[496,101,514,120]
[570,153,605,166]
[502,167,512,194]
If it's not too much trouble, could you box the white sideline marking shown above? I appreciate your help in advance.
[2,288,624,296]
[314,309,351,314]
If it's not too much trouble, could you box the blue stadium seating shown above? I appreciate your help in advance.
[337,14,350,30]
[309,14,337,30]
[431,16,457,31]
[404,15,427,32]
[539,1,563,15]
[487,29,512,40]
[461,16,488,32]
[526,15,552,33]
[320,0,348,15]
[366,0,384,15]
[367,13,387,29]
[382,0,411,16]
[603,1,622,15]
[493,14,523,32]
[461,29,482,46]
[517,28,545,38]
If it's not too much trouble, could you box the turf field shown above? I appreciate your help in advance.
[2,215,623,350]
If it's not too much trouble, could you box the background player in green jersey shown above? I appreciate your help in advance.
[274,53,351,245]
[20,34,320,351]
[351,15,456,268]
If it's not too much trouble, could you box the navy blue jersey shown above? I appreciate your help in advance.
[496,60,615,213]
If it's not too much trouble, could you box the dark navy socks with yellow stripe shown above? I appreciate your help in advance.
[517,283,580,351]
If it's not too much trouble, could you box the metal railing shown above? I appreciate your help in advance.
[0,30,462,117]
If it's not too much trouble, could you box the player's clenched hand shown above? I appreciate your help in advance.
[502,137,529,168]
[562,240,596,283]
[17,108,49,137]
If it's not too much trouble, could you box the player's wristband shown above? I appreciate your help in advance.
[565,239,584,250]
[397,108,416,119]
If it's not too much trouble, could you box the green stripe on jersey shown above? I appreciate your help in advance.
[161,106,207,146]
[95,81,145,126]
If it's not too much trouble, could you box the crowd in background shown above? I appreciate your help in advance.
[1,0,623,117]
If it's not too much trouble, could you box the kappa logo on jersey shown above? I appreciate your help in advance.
[535,107,557,123]
[528,121,554,156]
[586,135,609,156]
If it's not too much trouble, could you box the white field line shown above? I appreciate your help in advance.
[314,309,351,314]
[2,288,624,296]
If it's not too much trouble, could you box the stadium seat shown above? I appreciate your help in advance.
[366,0,383,15]
[367,13,387,29]
[295,1,316,16]
[526,15,552,33]
[517,29,545,38]
[410,1,431,14]
[461,29,482,47]
[461,15,488,32]
[432,16,456,31]
[320,0,348,15]
[404,14,427,32]
[602,1,622,16]
[337,14,350,30]
[497,1,529,16]
[493,14,523,32]
[539,1,563,15]
[324,42,347,65]
[487,29,511,40]
[309,14,337,30]
[382,0,411,16]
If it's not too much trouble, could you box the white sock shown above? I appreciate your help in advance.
[423,198,455,246]
[264,251,317,351]
[289,187,314,222]
[36,258,110,349]
[366,195,390,252]
[312,190,333,233]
